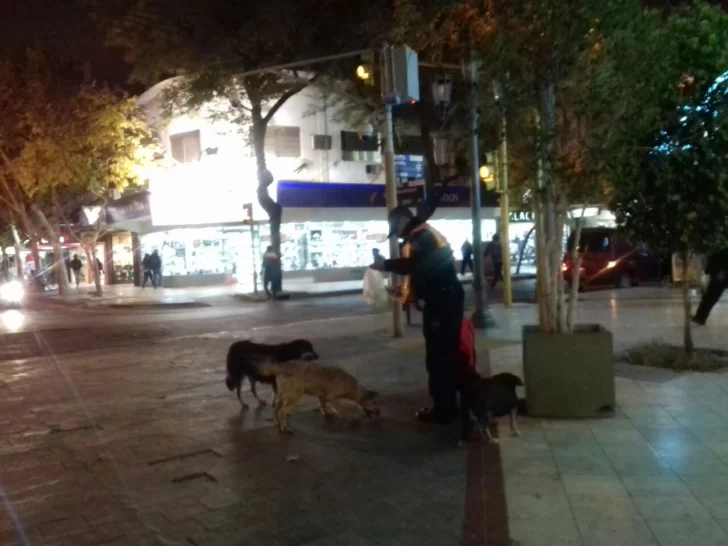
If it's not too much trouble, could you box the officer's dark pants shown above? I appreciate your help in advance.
[423,285,465,420]
[694,275,726,323]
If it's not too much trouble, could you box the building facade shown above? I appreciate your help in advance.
[103,79,501,290]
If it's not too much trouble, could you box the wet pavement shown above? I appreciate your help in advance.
[0,287,726,545]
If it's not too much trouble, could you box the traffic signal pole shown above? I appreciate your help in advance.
[382,45,403,338]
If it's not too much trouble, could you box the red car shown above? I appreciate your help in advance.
[562,227,662,291]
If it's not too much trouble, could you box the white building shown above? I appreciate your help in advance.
[106,78,499,290]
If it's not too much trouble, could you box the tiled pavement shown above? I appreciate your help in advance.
[0,288,728,545]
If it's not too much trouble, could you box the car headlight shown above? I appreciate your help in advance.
[0,281,24,303]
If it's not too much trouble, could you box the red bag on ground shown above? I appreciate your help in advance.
[457,317,476,377]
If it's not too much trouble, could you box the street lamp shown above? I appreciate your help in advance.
[431,75,453,116]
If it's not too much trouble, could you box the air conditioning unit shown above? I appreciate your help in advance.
[365,164,383,175]
[311,134,333,150]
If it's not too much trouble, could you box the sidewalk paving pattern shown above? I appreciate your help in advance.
[0,290,727,544]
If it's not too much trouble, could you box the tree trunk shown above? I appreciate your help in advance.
[681,251,694,354]
[516,225,535,275]
[537,83,558,333]
[30,236,41,285]
[250,104,283,288]
[0,246,8,282]
[32,206,71,296]
[84,242,103,297]
[10,224,23,280]
[567,216,585,331]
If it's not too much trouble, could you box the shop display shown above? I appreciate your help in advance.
[258,219,498,272]
[111,233,134,284]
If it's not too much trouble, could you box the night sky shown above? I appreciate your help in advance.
[0,0,137,91]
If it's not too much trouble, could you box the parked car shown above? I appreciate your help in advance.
[562,227,662,290]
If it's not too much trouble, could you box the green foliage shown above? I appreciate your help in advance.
[613,95,728,258]
[610,0,728,258]
[0,49,156,210]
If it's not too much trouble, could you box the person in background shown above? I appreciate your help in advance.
[370,205,464,425]
[483,233,503,289]
[372,248,385,265]
[141,253,155,288]
[262,246,280,299]
[460,239,473,275]
[693,248,728,325]
[149,250,162,289]
[70,254,83,288]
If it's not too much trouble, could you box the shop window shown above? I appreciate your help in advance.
[341,130,379,162]
[265,126,301,158]
[170,130,201,163]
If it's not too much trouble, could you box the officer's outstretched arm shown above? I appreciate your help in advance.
[382,258,415,275]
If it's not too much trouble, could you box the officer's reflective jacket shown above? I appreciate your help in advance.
[383,217,459,308]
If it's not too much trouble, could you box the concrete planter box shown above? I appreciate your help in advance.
[523,324,615,418]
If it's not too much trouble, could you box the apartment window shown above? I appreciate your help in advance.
[170,130,201,163]
[432,135,454,166]
[394,135,425,156]
[265,126,301,158]
[341,130,379,162]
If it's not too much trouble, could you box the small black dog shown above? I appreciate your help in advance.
[459,371,524,444]
[225,339,319,410]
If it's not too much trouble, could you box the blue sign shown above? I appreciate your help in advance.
[276,181,499,209]
[277,181,386,208]
[394,155,424,184]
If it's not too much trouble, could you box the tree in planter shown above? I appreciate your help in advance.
[89,0,383,288]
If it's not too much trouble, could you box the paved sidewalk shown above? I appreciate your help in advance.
[34,270,538,309]
[0,293,727,544]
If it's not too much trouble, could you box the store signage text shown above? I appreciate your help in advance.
[509,211,534,223]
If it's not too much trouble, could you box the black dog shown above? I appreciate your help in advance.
[459,372,524,444]
[225,339,319,410]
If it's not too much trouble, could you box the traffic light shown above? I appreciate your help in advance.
[356,53,375,86]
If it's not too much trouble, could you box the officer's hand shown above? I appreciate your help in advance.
[369,262,385,271]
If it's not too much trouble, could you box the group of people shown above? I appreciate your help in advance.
[460,234,504,289]
[65,254,103,288]
[141,250,163,289]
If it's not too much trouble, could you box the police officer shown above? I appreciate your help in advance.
[370,205,465,424]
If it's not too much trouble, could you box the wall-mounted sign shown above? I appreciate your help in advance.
[509,211,534,223]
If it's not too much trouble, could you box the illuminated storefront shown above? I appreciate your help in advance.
[103,175,501,289]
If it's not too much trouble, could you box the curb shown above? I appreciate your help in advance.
[233,289,363,303]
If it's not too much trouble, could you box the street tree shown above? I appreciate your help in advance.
[611,2,728,352]
[87,0,383,288]
[0,49,156,296]
[422,0,648,333]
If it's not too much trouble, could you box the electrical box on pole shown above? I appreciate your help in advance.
[392,46,419,102]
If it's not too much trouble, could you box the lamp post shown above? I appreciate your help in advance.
[494,81,512,307]
[468,46,496,329]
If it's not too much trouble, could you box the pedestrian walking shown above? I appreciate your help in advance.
[693,249,728,325]
[149,250,162,288]
[483,233,503,289]
[370,205,464,424]
[141,253,155,288]
[70,254,83,288]
[460,239,473,274]
[262,246,281,299]
[372,248,385,265]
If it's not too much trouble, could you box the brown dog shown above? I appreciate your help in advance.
[255,360,380,433]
